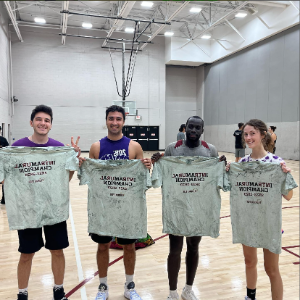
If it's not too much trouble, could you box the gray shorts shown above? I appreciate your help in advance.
[235,148,245,158]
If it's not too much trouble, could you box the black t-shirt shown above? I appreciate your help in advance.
[0,136,9,148]
[233,130,243,149]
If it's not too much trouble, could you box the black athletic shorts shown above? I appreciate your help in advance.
[90,234,136,245]
[18,221,69,254]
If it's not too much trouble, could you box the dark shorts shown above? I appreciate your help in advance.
[90,234,136,245]
[18,221,69,254]
[235,148,245,158]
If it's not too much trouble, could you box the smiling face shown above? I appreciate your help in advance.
[30,112,52,136]
[186,117,204,142]
[243,125,265,150]
[106,111,125,136]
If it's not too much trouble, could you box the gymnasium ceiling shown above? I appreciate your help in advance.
[4,1,300,64]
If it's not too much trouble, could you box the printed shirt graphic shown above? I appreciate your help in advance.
[152,156,228,237]
[78,159,151,239]
[0,147,79,230]
[99,136,130,160]
[227,161,298,254]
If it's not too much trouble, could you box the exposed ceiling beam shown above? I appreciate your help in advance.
[289,1,300,12]
[4,1,23,42]
[225,19,245,41]
[249,1,289,8]
[61,1,69,45]
[182,1,249,49]
[102,1,136,47]
[140,1,190,50]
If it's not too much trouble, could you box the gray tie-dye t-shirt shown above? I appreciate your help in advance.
[78,158,151,239]
[0,146,79,230]
[152,156,228,237]
[227,161,298,254]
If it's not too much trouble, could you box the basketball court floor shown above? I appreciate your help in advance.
[0,151,299,300]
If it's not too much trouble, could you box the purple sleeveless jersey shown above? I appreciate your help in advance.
[12,137,64,147]
[99,136,130,160]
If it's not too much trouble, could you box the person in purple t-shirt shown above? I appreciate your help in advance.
[88,105,151,300]
[11,105,80,300]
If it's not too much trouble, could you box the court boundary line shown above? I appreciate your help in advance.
[282,245,300,265]
[66,206,299,298]
[69,203,88,300]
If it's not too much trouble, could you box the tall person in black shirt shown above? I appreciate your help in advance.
[233,123,245,162]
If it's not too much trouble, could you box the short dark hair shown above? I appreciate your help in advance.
[179,124,186,132]
[106,105,126,120]
[238,122,244,128]
[186,116,204,127]
[31,105,53,123]
[270,126,277,132]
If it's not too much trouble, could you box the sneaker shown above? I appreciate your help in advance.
[17,293,28,300]
[245,297,256,300]
[124,281,142,299]
[53,286,68,300]
[95,283,109,300]
[166,293,179,300]
[181,287,199,300]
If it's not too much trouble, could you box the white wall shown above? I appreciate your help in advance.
[0,3,12,142]
[11,27,166,150]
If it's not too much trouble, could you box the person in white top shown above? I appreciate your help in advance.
[226,119,293,300]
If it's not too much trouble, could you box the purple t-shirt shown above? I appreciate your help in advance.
[12,137,64,147]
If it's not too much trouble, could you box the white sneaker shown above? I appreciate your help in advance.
[95,283,109,300]
[181,287,199,300]
[166,292,179,300]
[124,282,142,299]
[244,297,256,300]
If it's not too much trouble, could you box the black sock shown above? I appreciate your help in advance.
[247,288,256,300]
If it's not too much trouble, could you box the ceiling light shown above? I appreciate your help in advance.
[34,17,46,24]
[82,22,93,29]
[235,12,247,18]
[201,35,211,39]
[125,27,135,33]
[164,31,174,36]
[190,7,202,13]
[141,1,153,7]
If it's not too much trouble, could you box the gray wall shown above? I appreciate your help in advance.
[165,66,197,147]
[11,27,166,150]
[0,3,12,141]
[203,25,299,160]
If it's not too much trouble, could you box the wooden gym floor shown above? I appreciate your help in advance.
[0,151,299,300]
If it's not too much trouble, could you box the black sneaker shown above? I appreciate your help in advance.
[53,286,68,300]
[17,293,28,300]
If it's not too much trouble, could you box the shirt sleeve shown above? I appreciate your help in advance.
[209,144,218,157]
[164,145,172,157]
[77,159,91,185]
[281,172,298,195]
[217,163,231,192]
[0,153,4,181]
[151,161,163,188]
[65,148,79,171]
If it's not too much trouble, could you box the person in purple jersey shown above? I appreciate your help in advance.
[11,105,80,300]
[88,105,151,300]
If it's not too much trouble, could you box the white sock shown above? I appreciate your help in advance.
[125,274,134,285]
[54,283,63,290]
[170,290,179,299]
[19,288,28,295]
[100,277,108,286]
[185,284,193,291]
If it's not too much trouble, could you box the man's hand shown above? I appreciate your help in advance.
[225,162,231,172]
[218,155,227,166]
[79,157,86,167]
[141,158,152,170]
[67,136,81,157]
[151,152,164,164]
